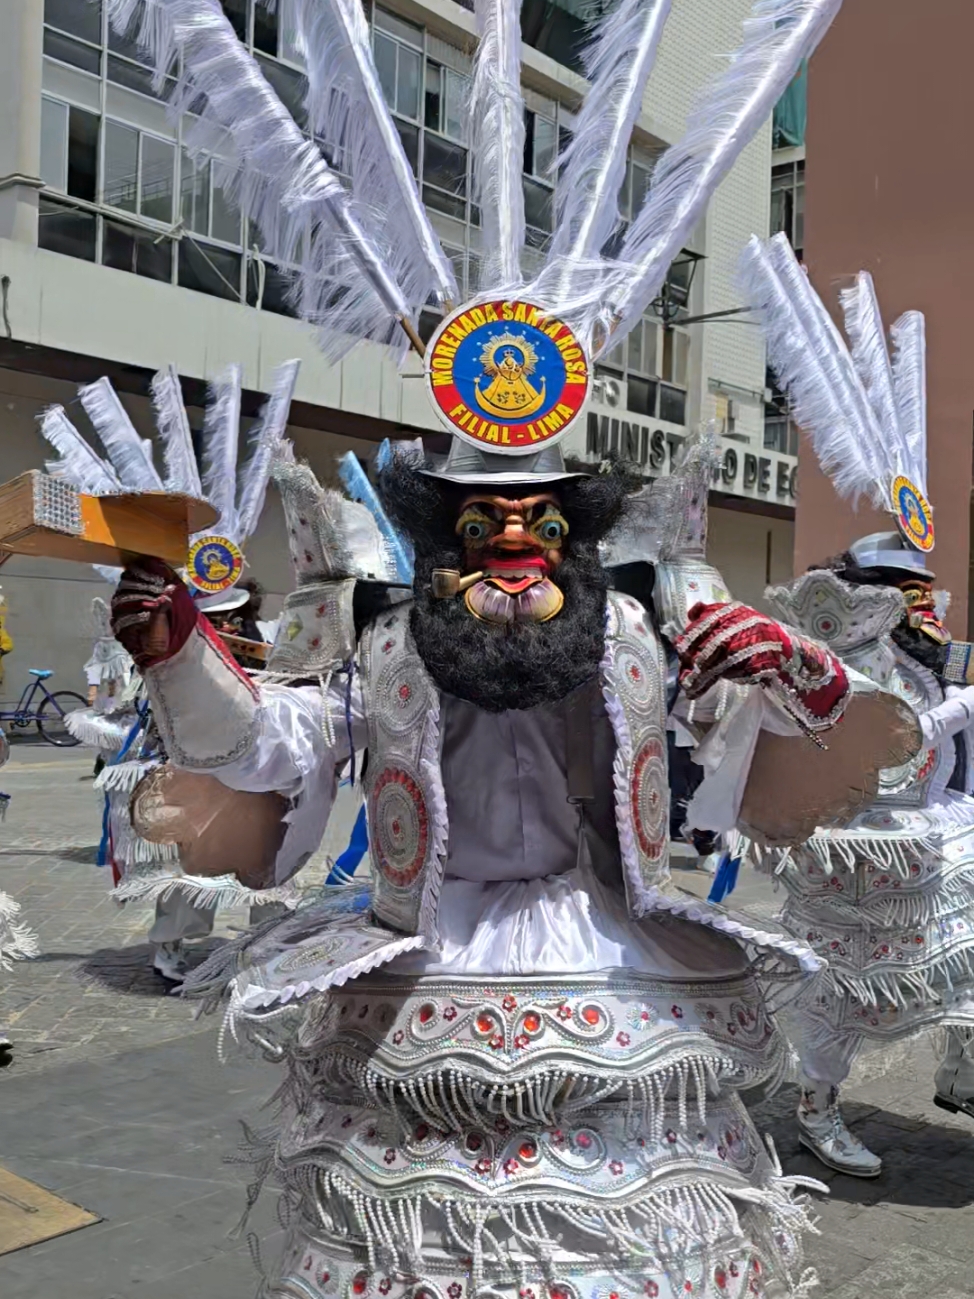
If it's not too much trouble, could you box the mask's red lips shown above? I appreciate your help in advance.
[484,555,548,572]
[481,554,548,595]
[488,575,539,595]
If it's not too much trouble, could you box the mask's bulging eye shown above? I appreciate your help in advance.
[531,509,568,546]
[456,509,496,544]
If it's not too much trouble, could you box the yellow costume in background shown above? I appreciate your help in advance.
[0,590,12,689]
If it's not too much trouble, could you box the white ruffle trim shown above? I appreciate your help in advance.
[95,758,156,793]
[219,932,428,1054]
[83,653,133,687]
[65,708,133,752]
[112,871,300,913]
[0,892,39,969]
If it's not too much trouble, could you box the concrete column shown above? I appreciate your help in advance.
[0,0,45,244]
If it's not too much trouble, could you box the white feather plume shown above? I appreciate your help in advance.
[78,377,164,491]
[200,363,242,539]
[890,310,928,494]
[739,234,885,508]
[294,0,456,310]
[549,0,671,271]
[839,271,899,448]
[604,0,842,349]
[151,364,202,497]
[90,596,113,638]
[236,359,300,542]
[106,0,413,363]
[39,406,121,494]
[470,0,526,289]
[764,233,892,493]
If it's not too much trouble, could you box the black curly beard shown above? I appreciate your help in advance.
[378,461,632,712]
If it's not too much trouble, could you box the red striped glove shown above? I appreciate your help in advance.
[675,601,848,729]
[110,558,199,669]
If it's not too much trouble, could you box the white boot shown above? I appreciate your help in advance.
[934,1028,974,1119]
[797,1079,882,1177]
[152,940,188,984]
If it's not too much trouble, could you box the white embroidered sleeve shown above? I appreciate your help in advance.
[680,688,798,834]
[205,677,368,885]
[920,684,974,748]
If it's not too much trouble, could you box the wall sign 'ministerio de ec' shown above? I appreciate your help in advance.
[425,299,591,453]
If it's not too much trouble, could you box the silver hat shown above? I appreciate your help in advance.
[422,437,584,486]
[194,586,251,615]
[849,531,935,580]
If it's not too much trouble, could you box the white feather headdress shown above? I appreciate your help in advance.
[38,360,301,577]
[739,232,928,510]
[104,0,843,364]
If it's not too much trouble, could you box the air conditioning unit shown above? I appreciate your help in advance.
[602,378,622,407]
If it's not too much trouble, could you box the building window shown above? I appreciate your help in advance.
[180,153,241,245]
[523,107,556,248]
[764,369,799,455]
[43,0,103,75]
[521,0,611,76]
[372,8,478,232]
[103,122,176,224]
[38,198,97,262]
[103,218,174,281]
[771,160,804,261]
[39,96,70,192]
[179,240,243,302]
[39,2,297,302]
[596,155,694,430]
[597,303,689,429]
[38,0,606,327]
[253,0,305,64]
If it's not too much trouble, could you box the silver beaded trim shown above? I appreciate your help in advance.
[32,473,81,536]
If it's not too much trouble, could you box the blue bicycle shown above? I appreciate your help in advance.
[0,669,86,747]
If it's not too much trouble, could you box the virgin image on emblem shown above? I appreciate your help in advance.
[474,333,545,419]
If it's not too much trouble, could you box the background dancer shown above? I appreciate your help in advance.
[0,722,38,1064]
[44,361,300,982]
[742,232,974,1176]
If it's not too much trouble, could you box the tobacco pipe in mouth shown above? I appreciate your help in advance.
[431,568,485,599]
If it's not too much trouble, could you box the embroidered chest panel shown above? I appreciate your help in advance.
[601,593,671,912]
[360,604,446,937]
[874,648,950,808]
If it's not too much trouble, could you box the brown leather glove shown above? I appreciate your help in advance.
[111,558,199,670]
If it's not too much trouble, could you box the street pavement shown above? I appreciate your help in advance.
[0,744,973,1297]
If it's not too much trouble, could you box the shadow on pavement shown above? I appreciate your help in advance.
[0,846,101,863]
[78,938,229,998]
[754,1083,974,1211]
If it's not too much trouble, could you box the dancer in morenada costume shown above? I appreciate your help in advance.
[43,361,302,983]
[741,232,974,1177]
[0,722,38,1062]
[98,0,915,1294]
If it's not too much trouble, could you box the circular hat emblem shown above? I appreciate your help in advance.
[426,299,590,453]
[890,475,934,553]
[187,535,244,593]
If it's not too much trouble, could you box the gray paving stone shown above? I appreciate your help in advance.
[823,1243,971,1299]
